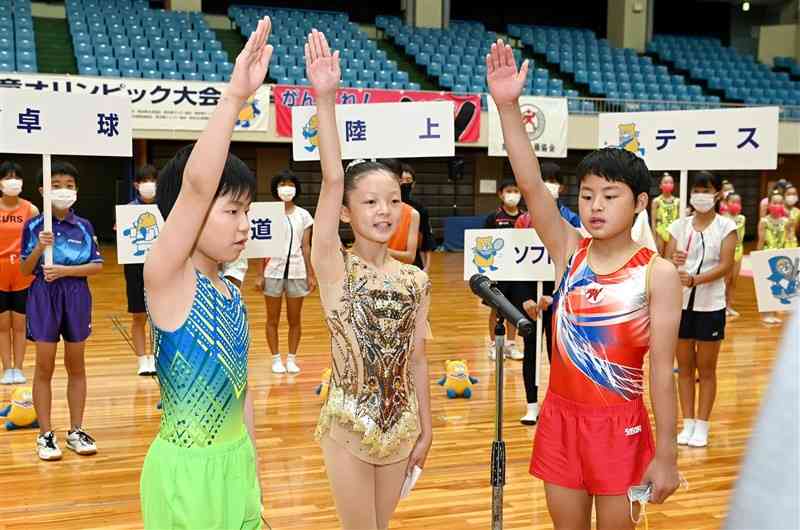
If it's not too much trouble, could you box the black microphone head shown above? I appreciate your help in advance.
[517,318,535,337]
[469,274,491,295]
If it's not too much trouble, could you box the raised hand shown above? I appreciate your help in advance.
[228,16,273,102]
[305,29,340,99]
[486,39,529,108]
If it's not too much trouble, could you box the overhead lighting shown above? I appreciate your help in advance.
[742,1,750,11]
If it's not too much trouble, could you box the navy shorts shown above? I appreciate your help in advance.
[26,276,93,343]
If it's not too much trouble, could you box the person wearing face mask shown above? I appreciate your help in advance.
[757,192,791,326]
[398,162,435,272]
[722,193,746,318]
[0,161,39,385]
[383,159,421,267]
[19,162,104,461]
[784,184,799,248]
[665,171,737,448]
[651,173,680,256]
[256,170,315,375]
[483,180,525,361]
[120,165,158,376]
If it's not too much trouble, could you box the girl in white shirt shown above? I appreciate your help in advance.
[257,171,315,374]
[666,171,737,448]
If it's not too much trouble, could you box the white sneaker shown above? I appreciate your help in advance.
[505,344,524,361]
[520,403,539,425]
[146,355,157,375]
[487,344,497,361]
[37,431,63,461]
[271,355,286,374]
[137,356,149,376]
[66,428,97,455]
[726,307,740,318]
[285,356,300,374]
[687,420,709,447]
[1,369,13,385]
[12,368,26,384]
[677,419,695,445]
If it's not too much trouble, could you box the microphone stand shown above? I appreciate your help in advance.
[491,314,506,530]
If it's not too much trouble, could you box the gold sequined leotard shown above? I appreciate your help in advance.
[315,251,431,464]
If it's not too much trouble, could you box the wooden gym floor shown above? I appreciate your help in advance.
[0,248,784,530]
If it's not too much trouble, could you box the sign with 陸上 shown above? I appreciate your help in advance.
[750,248,799,313]
[488,96,568,158]
[0,89,132,156]
[291,101,455,161]
[597,107,779,170]
[115,204,164,264]
[464,228,554,282]
[243,202,288,259]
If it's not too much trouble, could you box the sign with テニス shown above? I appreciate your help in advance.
[597,107,779,170]
[464,228,554,281]
[0,89,132,156]
[243,202,289,259]
[0,72,269,132]
[291,101,455,161]
[487,96,568,158]
[750,248,799,313]
[115,204,164,264]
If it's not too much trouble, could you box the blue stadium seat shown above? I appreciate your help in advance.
[440,73,454,88]
[453,83,468,93]
[178,60,196,73]
[393,71,409,84]
[360,70,376,82]
[78,65,98,76]
[97,55,117,69]
[184,71,201,81]
[216,62,233,76]
[122,68,141,78]
[198,61,215,75]
[154,47,172,61]
[211,50,227,63]
[135,46,153,59]
[163,70,182,80]
[101,67,121,77]
[119,57,137,70]
[158,59,177,71]
[203,72,221,82]
[139,57,156,70]
[115,45,133,59]
[142,69,161,79]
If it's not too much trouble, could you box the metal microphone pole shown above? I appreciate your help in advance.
[491,314,506,530]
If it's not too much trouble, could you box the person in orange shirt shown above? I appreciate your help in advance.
[0,161,39,385]
[383,159,420,266]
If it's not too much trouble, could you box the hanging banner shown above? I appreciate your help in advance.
[291,101,455,161]
[597,107,779,170]
[488,96,568,158]
[750,248,800,313]
[463,228,554,281]
[274,84,480,142]
[0,72,269,132]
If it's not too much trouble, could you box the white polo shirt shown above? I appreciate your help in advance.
[668,214,737,312]
[263,206,314,280]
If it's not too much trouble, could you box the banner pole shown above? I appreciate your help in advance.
[42,154,53,266]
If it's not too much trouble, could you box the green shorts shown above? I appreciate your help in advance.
[140,432,261,530]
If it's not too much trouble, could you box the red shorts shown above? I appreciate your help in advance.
[530,391,655,496]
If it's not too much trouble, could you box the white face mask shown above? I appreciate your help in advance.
[1,178,22,197]
[51,188,77,210]
[504,192,521,207]
[786,195,798,207]
[690,192,716,213]
[277,185,296,202]
[138,181,156,200]
[545,182,560,199]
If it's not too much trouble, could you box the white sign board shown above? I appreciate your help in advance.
[488,96,568,158]
[291,101,455,161]
[0,73,269,132]
[597,107,779,170]
[0,90,132,156]
[750,248,800,313]
[464,228,554,281]
[115,204,164,264]
[243,202,288,259]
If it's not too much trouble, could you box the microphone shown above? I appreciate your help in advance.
[469,274,534,337]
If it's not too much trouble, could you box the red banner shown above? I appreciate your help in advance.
[273,85,481,143]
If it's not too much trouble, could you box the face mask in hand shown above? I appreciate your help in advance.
[689,193,715,213]
[504,192,521,207]
[277,185,296,202]
[1,178,22,197]
[138,181,156,200]
[51,188,77,210]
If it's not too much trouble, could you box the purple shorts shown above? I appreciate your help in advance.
[26,276,92,343]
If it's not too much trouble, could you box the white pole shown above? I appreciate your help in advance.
[678,169,688,220]
[42,154,53,266]
[535,281,543,387]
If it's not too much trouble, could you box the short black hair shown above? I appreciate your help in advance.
[540,161,562,184]
[270,169,301,200]
[0,161,23,179]
[379,158,403,178]
[400,162,415,180]
[576,148,650,197]
[38,161,79,187]
[135,164,158,182]
[690,170,722,192]
[156,144,256,219]
[497,179,518,193]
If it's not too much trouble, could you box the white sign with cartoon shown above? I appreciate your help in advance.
[115,204,164,264]
[463,228,555,282]
[750,248,800,313]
